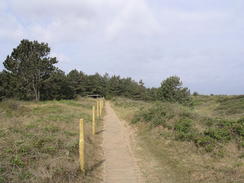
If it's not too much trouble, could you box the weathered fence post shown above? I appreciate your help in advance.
[92,106,96,135]
[96,100,100,118]
[100,99,102,116]
[79,119,85,172]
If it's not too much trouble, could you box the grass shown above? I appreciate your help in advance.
[215,95,244,116]
[193,95,244,119]
[0,98,103,183]
[111,96,244,183]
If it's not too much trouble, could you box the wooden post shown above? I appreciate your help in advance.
[79,119,85,172]
[103,98,105,109]
[100,100,102,116]
[96,100,99,118]
[92,106,96,135]
[101,98,104,110]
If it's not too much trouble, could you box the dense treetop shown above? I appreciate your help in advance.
[0,39,191,104]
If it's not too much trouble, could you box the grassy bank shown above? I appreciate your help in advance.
[0,99,103,183]
[112,96,244,183]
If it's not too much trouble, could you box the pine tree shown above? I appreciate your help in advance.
[3,39,57,101]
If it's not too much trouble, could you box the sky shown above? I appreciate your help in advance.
[0,0,243,94]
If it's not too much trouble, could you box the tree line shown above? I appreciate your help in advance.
[0,39,191,104]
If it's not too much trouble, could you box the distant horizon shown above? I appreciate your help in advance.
[0,0,243,95]
[1,54,244,95]
[3,58,243,95]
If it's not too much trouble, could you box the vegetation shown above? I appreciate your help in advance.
[1,39,243,182]
[132,102,244,152]
[3,40,58,101]
[1,40,191,103]
[215,95,244,115]
[157,76,191,105]
[0,99,103,183]
[112,96,244,183]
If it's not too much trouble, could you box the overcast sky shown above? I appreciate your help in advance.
[0,0,243,94]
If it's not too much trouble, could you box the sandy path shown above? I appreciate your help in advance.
[102,102,144,183]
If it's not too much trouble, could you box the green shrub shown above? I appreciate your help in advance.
[157,76,192,105]
[132,103,168,126]
[174,118,195,141]
[194,135,216,152]
[233,118,244,137]
[194,135,214,146]
[204,128,231,142]
[216,119,233,128]
[131,100,244,154]
[193,92,199,96]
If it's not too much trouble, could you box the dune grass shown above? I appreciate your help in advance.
[0,98,103,183]
[193,95,244,119]
[111,96,244,183]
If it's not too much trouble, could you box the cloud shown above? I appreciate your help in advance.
[27,16,93,43]
[5,0,102,43]
[106,0,160,39]
[0,18,24,41]
[0,0,244,94]
[0,4,24,41]
[5,0,161,43]
[0,1,6,10]
[9,0,102,19]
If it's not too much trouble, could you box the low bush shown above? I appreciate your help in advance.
[204,128,231,142]
[132,102,244,153]
[174,118,195,141]
[233,118,244,137]
[132,103,175,127]
[194,135,215,147]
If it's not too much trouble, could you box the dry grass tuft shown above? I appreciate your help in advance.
[0,99,103,183]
